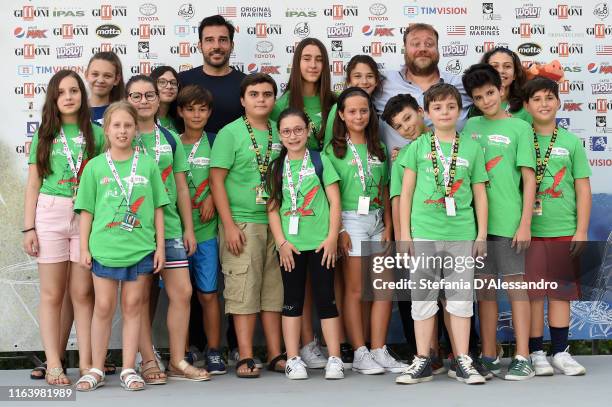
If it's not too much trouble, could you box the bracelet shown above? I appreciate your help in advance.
[278,240,288,249]
[21,227,35,233]
[339,228,346,234]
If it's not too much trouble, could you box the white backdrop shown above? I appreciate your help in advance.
[1,0,611,350]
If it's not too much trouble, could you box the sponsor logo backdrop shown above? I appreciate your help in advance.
[1,0,610,350]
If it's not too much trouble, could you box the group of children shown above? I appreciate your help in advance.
[23,38,591,391]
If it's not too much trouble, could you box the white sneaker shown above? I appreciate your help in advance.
[325,356,345,380]
[351,346,385,375]
[371,346,409,373]
[299,340,328,369]
[285,356,308,380]
[530,350,553,376]
[551,347,586,376]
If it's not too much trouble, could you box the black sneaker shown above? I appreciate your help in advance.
[340,343,354,369]
[472,355,493,380]
[455,355,486,385]
[396,356,433,384]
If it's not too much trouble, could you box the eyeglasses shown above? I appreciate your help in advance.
[128,91,158,102]
[280,126,307,138]
[157,78,178,88]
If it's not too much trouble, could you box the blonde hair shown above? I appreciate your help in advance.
[102,101,138,150]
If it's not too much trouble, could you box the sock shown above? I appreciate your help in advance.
[482,355,497,363]
[550,326,569,355]
[529,336,544,353]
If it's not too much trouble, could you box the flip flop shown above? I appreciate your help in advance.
[236,358,260,378]
[267,353,287,373]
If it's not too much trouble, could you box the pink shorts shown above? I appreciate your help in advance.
[35,194,80,264]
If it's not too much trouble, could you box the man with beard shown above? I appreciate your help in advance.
[178,15,246,133]
[374,23,472,150]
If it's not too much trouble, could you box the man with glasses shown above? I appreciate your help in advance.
[177,15,245,134]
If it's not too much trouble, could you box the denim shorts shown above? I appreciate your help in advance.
[92,253,154,282]
[165,238,189,269]
[342,208,384,257]
[188,237,219,294]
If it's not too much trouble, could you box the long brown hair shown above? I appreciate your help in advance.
[481,47,526,113]
[330,87,385,162]
[86,51,125,103]
[37,70,95,178]
[286,38,336,145]
[345,54,383,97]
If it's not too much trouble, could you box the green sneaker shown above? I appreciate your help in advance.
[479,355,501,376]
[505,355,535,381]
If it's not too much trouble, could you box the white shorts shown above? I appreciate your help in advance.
[342,209,384,257]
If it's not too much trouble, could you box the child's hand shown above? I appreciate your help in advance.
[338,230,352,258]
[472,236,488,259]
[316,235,338,269]
[225,223,246,256]
[199,195,216,223]
[396,237,415,257]
[391,147,400,162]
[511,224,531,254]
[153,248,165,273]
[80,250,92,270]
[279,241,300,271]
[183,229,197,256]
[23,230,39,257]
[570,231,587,258]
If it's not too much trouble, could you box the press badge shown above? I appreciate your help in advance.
[289,215,299,235]
[358,196,370,215]
[121,211,137,232]
[533,198,543,216]
[444,197,456,217]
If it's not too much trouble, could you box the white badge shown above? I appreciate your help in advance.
[358,196,370,215]
[445,197,456,217]
[289,215,299,235]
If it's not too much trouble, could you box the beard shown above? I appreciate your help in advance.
[406,53,439,76]
[203,50,230,68]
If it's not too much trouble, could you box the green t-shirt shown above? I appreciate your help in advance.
[399,133,488,240]
[29,123,105,198]
[390,144,412,199]
[463,116,536,238]
[271,92,325,151]
[324,103,338,148]
[323,141,389,211]
[531,128,591,237]
[181,134,217,242]
[134,127,189,239]
[278,153,340,251]
[74,152,170,267]
[502,101,533,124]
[210,117,281,224]
[158,116,178,133]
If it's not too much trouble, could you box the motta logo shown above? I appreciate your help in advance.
[246,24,282,38]
[14,6,49,20]
[550,42,583,57]
[15,44,51,59]
[549,5,583,19]
[96,24,121,38]
[92,5,127,20]
[587,24,612,38]
[53,24,88,39]
[512,23,545,38]
[324,5,358,20]
[517,42,542,56]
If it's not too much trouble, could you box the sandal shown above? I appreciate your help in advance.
[76,368,105,392]
[45,367,71,387]
[104,361,117,375]
[120,368,145,391]
[167,360,210,381]
[267,353,287,373]
[236,358,260,378]
[30,362,47,380]
[141,360,167,385]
